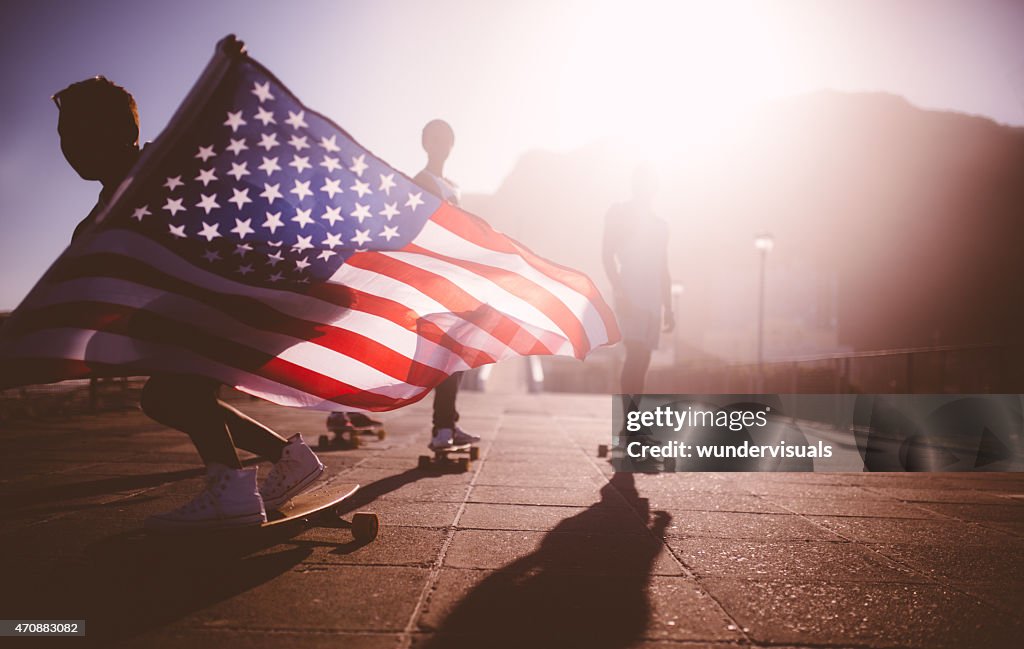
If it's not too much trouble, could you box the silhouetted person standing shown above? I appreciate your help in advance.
[413,119,481,450]
[54,76,324,529]
[602,164,675,423]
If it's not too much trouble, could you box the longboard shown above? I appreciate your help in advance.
[320,412,387,449]
[148,482,379,542]
[418,443,479,472]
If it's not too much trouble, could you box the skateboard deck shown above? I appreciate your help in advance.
[148,482,379,542]
[321,413,387,449]
[418,443,479,471]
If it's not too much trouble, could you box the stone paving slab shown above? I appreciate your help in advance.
[702,579,1021,648]
[416,569,742,644]
[667,538,923,582]
[0,390,1022,649]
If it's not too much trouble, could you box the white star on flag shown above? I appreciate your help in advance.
[196,193,220,215]
[253,106,276,126]
[258,156,281,176]
[290,180,313,201]
[320,177,343,199]
[405,192,424,211]
[227,162,250,181]
[351,229,371,246]
[322,232,343,249]
[319,134,340,152]
[225,138,248,156]
[266,250,285,266]
[228,187,252,210]
[285,110,307,129]
[195,167,218,186]
[289,155,311,173]
[350,179,371,198]
[258,132,279,151]
[195,144,216,162]
[262,211,284,233]
[251,81,274,103]
[320,156,341,173]
[321,206,343,226]
[260,183,283,204]
[231,218,255,239]
[349,154,368,177]
[198,222,222,241]
[224,110,247,132]
[351,203,372,223]
[163,197,185,216]
[291,207,314,228]
[292,234,313,252]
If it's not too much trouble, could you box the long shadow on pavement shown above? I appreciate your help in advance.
[0,529,312,648]
[0,465,446,646]
[418,472,671,649]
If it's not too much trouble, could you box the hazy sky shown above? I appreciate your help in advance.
[2,0,1024,309]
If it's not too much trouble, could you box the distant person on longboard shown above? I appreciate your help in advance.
[54,77,324,530]
[602,163,675,432]
[412,119,481,452]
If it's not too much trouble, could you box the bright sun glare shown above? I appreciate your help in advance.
[558,1,803,161]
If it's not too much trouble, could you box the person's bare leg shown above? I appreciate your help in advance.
[141,375,243,468]
[219,398,288,462]
[620,341,653,437]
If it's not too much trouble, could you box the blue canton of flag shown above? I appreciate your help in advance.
[119,61,441,289]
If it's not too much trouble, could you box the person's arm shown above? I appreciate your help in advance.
[602,209,622,295]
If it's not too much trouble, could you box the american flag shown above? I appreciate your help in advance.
[0,37,619,411]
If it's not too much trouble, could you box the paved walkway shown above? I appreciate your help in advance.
[0,391,1022,648]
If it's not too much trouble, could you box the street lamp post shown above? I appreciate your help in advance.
[754,233,774,392]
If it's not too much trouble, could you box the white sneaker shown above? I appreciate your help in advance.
[429,427,455,450]
[146,464,266,531]
[452,426,480,445]
[260,434,325,510]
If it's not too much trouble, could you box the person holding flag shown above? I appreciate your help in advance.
[412,119,481,452]
[52,74,323,530]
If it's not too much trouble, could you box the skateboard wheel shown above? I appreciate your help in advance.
[457,457,470,472]
[348,433,361,448]
[598,444,609,458]
[318,434,330,450]
[418,455,431,469]
[352,512,379,542]
[469,446,480,461]
[377,428,386,440]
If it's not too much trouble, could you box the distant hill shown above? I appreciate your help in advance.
[463,91,1024,357]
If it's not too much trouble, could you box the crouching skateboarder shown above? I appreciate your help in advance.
[53,77,324,530]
